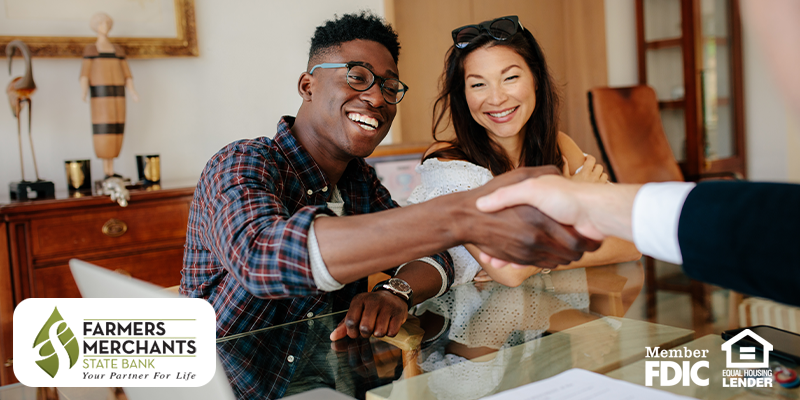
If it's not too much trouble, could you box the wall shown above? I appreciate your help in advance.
[742,22,791,182]
[0,0,385,197]
[605,0,638,87]
[789,115,800,183]
[603,0,799,182]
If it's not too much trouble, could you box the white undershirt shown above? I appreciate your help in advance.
[631,182,697,264]
[307,186,448,295]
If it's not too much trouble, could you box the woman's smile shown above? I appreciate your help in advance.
[485,106,519,123]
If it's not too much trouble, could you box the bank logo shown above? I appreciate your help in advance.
[721,329,772,368]
[32,307,80,378]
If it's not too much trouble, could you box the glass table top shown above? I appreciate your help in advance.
[213,261,698,400]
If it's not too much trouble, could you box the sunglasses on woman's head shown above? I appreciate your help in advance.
[451,16,523,49]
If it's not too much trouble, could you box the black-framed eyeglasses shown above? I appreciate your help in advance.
[308,62,409,104]
[451,15,523,49]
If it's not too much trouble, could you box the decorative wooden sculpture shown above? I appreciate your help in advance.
[7,40,38,180]
[80,12,139,178]
[7,40,54,201]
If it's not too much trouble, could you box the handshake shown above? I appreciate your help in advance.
[329,164,637,343]
[464,165,632,270]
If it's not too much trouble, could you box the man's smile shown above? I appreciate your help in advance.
[347,112,380,131]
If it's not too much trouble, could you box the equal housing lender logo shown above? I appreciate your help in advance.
[645,329,774,388]
[14,298,216,387]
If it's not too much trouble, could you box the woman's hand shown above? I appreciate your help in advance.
[473,269,494,282]
[562,155,608,184]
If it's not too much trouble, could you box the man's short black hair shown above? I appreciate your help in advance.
[309,11,400,67]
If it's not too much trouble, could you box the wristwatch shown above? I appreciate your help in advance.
[372,277,413,308]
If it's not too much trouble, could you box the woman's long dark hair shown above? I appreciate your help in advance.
[426,28,563,175]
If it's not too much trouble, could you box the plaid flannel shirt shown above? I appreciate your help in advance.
[181,116,454,399]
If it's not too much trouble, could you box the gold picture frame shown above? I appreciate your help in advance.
[0,0,197,58]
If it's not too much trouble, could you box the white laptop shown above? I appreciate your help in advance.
[70,259,355,400]
[69,259,236,400]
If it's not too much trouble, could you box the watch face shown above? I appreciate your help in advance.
[388,278,411,293]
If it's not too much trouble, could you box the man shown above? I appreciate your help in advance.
[182,12,598,399]
[474,0,800,308]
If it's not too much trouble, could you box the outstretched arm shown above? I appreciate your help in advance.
[315,167,602,284]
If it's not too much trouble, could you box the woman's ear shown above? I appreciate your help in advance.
[298,72,313,101]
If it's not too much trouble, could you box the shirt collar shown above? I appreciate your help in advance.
[274,117,368,195]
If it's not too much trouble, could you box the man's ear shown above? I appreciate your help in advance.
[298,72,313,102]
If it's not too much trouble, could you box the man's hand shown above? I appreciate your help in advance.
[330,336,402,379]
[454,166,602,269]
[330,291,408,341]
[474,174,641,269]
[478,175,604,239]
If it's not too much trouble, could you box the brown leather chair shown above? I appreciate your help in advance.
[587,86,684,184]
[587,85,713,333]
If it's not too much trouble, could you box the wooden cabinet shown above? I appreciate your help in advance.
[0,186,194,385]
[636,0,746,179]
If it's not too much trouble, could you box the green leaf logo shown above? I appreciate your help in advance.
[32,307,79,378]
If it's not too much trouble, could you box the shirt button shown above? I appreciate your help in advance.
[308,320,315,327]
[307,189,313,195]
[306,312,314,318]
[287,355,295,363]
[322,186,328,192]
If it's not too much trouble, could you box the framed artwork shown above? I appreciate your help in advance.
[0,0,197,58]
[367,153,423,206]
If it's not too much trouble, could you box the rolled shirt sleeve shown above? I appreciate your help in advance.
[308,217,345,292]
[395,257,449,297]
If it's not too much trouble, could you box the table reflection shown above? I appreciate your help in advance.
[215,262,648,400]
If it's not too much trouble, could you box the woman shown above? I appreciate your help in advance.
[407,15,641,287]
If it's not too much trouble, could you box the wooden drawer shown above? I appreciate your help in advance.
[32,247,185,298]
[28,200,189,260]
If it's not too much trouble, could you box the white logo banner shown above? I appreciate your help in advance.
[13,298,217,387]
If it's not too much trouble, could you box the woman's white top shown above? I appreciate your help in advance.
[414,272,591,399]
[407,159,494,286]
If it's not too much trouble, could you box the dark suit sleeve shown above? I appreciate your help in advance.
[678,181,800,307]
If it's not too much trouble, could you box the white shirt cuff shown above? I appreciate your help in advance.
[632,182,696,264]
[308,217,345,292]
[395,257,448,297]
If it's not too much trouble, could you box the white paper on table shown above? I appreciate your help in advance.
[481,368,693,400]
